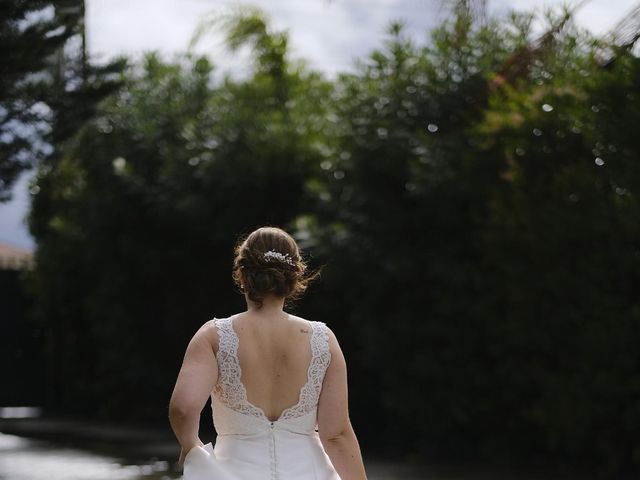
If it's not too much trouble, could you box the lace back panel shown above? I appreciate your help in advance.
[213,316,331,422]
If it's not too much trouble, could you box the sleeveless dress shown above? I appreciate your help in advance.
[182,315,341,480]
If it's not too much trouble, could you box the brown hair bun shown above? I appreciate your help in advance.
[232,226,321,308]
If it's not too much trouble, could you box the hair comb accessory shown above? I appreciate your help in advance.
[263,250,295,266]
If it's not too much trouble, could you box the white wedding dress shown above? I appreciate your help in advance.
[182,315,341,480]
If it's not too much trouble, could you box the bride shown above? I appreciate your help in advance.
[169,226,368,479]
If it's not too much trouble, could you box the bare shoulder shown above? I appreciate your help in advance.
[288,314,337,344]
[192,318,220,353]
[286,314,312,335]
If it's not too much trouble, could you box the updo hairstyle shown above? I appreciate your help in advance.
[232,226,320,308]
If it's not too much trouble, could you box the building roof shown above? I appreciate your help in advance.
[0,243,34,271]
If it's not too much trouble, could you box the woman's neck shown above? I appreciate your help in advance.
[244,294,286,314]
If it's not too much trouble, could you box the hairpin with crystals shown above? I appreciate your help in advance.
[263,250,295,266]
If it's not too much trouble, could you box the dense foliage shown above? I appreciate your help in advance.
[23,4,640,476]
[28,10,333,422]
[304,9,640,475]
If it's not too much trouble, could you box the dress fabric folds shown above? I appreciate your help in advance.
[182,315,341,480]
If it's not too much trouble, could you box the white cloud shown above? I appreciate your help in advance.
[86,0,448,76]
[86,0,636,76]
[488,0,633,36]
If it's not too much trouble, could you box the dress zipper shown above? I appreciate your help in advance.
[269,421,277,480]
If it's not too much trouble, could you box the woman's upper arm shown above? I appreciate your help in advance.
[169,320,219,416]
[316,326,350,440]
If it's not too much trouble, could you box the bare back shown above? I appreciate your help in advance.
[221,312,315,422]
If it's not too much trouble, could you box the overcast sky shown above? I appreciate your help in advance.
[1,0,637,249]
[86,0,636,76]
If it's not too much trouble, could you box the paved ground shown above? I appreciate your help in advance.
[0,417,179,459]
[0,417,594,480]
[0,417,431,479]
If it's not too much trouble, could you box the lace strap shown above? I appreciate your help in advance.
[280,320,332,420]
[213,317,265,419]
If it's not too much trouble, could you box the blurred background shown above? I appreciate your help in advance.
[1,0,640,479]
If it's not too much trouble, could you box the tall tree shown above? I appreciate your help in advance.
[302,4,640,474]
[0,0,122,201]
